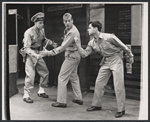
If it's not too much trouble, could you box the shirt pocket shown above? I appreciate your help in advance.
[31,35,37,43]
[102,41,111,50]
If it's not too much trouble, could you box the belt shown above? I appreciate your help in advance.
[66,48,78,51]
[105,52,122,58]
[104,53,123,61]
[66,47,78,51]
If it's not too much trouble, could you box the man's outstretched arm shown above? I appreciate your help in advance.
[74,36,93,58]
[40,33,74,57]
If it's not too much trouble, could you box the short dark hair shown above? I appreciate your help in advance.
[89,21,102,32]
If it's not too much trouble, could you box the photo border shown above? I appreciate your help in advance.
[1,0,149,121]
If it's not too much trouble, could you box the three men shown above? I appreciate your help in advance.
[20,12,57,103]
[74,21,134,118]
[20,11,134,118]
[40,13,83,107]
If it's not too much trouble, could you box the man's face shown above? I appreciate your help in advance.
[63,17,73,29]
[35,21,44,29]
[87,24,96,36]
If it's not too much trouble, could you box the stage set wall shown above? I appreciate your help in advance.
[6,4,142,99]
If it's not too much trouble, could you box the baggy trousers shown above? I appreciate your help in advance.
[24,55,49,97]
[92,55,125,112]
[57,56,82,104]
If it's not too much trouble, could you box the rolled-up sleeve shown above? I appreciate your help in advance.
[110,34,134,57]
[53,32,74,55]
[79,40,93,58]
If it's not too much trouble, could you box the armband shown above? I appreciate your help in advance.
[53,49,59,54]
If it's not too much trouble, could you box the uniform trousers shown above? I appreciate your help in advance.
[57,56,82,104]
[92,55,125,112]
[23,55,49,98]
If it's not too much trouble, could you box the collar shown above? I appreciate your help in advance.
[94,32,103,40]
[99,32,103,39]
[65,24,73,32]
[33,25,41,32]
[93,32,104,44]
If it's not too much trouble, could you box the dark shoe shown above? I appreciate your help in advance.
[115,110,125,118]
[86,106,102,111]
[37,93,49,98]
[52,102,67,108]
[23,97,33,103]
[72,99,83,105]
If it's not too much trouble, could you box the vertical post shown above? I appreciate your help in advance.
[15,9,18,45]
[86,4,90,43]
[139,3,148,120]
[7,9,19,98]
[86,4,90,91]
[2,3,10,120]
[27,7,30,27]
[42,4,44,13]
[15,10,18,72]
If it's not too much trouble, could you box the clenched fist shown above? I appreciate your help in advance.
[40,50,55,57]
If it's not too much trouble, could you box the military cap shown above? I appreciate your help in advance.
[63,13,72,20]
[31,12,45,22]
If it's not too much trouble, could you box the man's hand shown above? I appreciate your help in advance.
[125,54,134,64]
[42,47,48,51]
[74,36,81,47]
[129,57,134,64]
[39,50,49,57]
[40,50,55,57]
[52,42,58,48]
[48,51,55,56]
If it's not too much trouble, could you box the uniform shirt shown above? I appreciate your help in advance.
[53,24,81,59]
[80,32,133,59]
[23,26,51,56]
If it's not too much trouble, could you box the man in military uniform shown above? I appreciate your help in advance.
[40,13,83,107]
[20,12,57,103]
[74,21,134,117]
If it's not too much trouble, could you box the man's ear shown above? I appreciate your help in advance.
[95,27,98,31]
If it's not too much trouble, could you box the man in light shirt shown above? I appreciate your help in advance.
[40,13,83,107]
[20,12,57,103]
[74,21,134,118]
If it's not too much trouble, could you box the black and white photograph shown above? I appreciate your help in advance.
[2,1,148,120]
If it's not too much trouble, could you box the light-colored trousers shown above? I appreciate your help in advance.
[57,56,82,104]
[23,55,49,98]
[92,55,125,112]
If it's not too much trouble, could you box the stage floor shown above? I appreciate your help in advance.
[9,79,140,120]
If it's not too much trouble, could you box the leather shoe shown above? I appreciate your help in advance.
[37,93,49,98]
[23,97,33,103]
[72,99,83,105]
[86,106,102,111]
[52,102,67,108]
[115,110,125,118]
